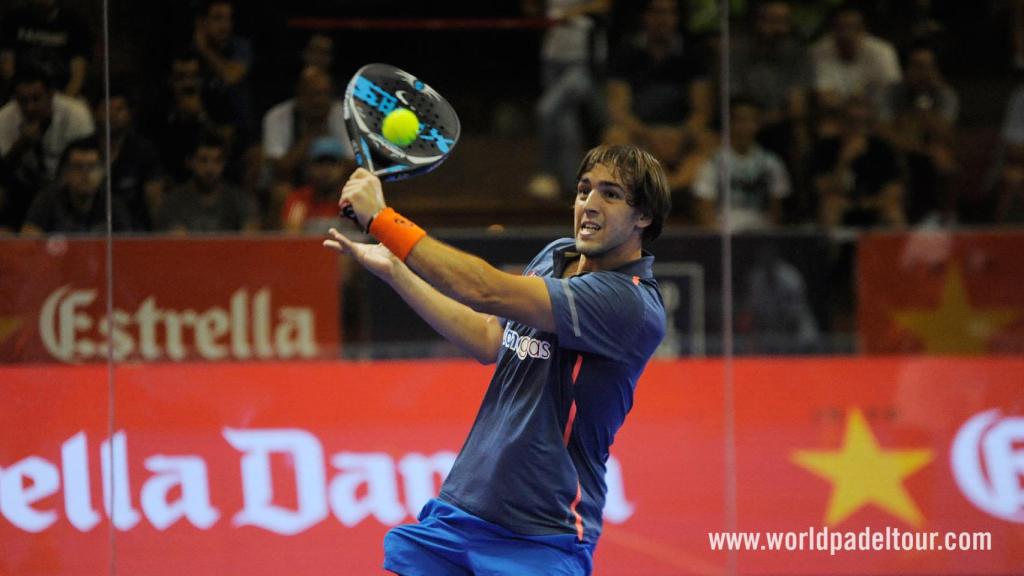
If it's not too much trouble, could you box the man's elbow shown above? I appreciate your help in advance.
[473,351,497,366]
[453,271,505,315]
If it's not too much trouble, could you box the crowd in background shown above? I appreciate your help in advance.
[1,0,1023,237]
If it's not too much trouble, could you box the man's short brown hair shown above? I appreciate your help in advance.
[575,144,672,245]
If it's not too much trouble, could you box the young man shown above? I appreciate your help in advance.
[693,97,792,231]
[21,136,130,235]
[281,136,352,233]
[323,144,670,576]
[158,133,258,233]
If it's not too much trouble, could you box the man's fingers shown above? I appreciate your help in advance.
[323,228,356,254]
[322,238,346,253]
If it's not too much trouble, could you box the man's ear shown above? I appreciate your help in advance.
[635,210,653,230]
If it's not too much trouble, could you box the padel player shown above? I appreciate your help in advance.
[323,144,670,576]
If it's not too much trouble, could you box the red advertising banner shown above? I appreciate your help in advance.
[2,358,1022,575]
[0,238,340,363]
[858,231,1024,354]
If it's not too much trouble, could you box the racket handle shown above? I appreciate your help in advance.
[340,204,359,223]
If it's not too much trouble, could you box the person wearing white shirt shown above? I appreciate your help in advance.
[693,98,791,231]
[811,6,901,109]
[0,64,93,231]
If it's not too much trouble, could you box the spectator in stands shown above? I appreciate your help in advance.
[190,0,254,148]
[995,143,1024,224]
[731,1,812,179]
[524,0,609,201]
[809,94,905,228]
[21,136,130,235]
[602,0,708,158]
[261,65,351,218]
[159,132,258,233]
[991,75,1024,224]
[159,49,232,184]
[0,0,91,101]
[0,64,93,232]
[92,87,164,231]
[811,5,901,110]
[737,244,820,354]
[281,137,353,234]
[879,43,958,225]
[693,97,792,231]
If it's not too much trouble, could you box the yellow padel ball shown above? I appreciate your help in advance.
[382,108,421,147]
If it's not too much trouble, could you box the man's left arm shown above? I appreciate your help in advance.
[404,235,556,334]
[65,56,87,98]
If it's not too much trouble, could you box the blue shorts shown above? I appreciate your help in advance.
[383,498,594,576]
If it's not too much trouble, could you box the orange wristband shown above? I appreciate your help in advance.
[368,207,427,261]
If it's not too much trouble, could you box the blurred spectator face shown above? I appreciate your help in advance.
[906,48,940,91]
[757,2,792,43]
[191,145,226,189]
[93,96,132,136]
[203,2,234,47]
[14,80,53,124]
[832,10,865,60]
[297,67,333,122]
[309,157,346,194]
[731,103,761,151]
[843,96,872,134]
[303,34,334,72]
[63,149,104,201]
[171,58,201,95]
[644,0,679,43]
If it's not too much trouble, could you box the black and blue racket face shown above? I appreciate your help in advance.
[343,63,461,182]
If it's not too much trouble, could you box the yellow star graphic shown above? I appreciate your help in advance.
[0,317,20,345]
[892,264,1019,354]
[791,409,933,527]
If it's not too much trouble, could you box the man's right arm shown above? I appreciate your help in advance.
[388,259,504,364]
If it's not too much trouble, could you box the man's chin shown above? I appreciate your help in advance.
[574,236,605,257]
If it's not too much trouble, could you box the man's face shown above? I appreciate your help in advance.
[94,96,132,135]
[191,146,225,188]
[906,49,939,89]
[298,70,333,121]
[574,162,648,258]
[757,2,791,42]
[204,3,233,46]
[731,104,760,149]
[64,149,104,198]
[14,81,52,123]
[833,11,864,57]
[643,0,678,42]
[171,58,201,96]
[303,34,334,70]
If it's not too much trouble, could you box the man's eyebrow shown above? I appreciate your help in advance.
[579,176,626,192]
[594,180,626,192]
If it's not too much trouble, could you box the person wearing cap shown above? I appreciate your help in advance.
[280,136,353,233]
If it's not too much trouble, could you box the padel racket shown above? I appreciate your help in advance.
[341,63,461,222]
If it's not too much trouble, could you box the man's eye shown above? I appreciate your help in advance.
[577,187,590,196]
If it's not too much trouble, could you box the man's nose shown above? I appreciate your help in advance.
[581,191,603,212]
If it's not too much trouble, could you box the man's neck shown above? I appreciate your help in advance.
[192,179,221,195]
[566,243,644,277]
[67,191,95,215]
